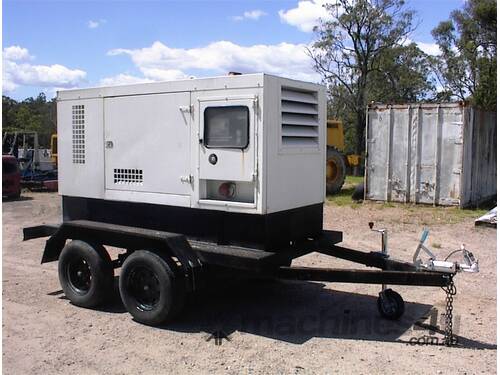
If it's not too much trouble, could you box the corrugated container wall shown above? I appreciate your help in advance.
[365,103,496,207]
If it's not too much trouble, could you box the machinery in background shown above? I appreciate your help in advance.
[326,119,362,194]
[50,134,58,165]
[2,130,58,191]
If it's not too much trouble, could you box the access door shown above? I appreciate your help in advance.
[104,92,191,196]
[195,96,257,206]
[198,97,256,182]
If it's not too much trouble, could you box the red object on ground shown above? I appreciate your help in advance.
[42,180,58,191]
[2,155,21,198]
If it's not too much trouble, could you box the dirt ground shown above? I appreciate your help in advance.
[2,192,497,374]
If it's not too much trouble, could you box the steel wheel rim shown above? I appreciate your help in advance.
[326,159,339,182]
[127,266,161,311]
[67,257,92,294]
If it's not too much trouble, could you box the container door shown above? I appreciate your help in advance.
[366,108,390,201]
[414,106,464,205]
[431,107,464,205]
[387,109,411,202]
[196,96,257,206]
[103,92,192,196]
[415,109,439,204]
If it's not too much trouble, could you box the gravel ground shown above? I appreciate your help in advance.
[2,192,497,374]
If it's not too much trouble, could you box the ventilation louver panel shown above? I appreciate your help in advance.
[72,105,85,164]
[113,169,143,185]
[281,87,319,147]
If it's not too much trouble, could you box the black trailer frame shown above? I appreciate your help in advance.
[24,219,459,344]
[24,220,452,289]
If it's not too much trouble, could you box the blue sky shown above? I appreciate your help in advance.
[3,0,464,100]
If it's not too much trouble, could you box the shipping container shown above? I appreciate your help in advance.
[365,103,496,207]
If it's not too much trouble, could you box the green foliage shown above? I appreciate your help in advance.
[309,0,419,154]
[367,43,436,103]
[2,93,56,147]
[313,0,496,154]
[431,0,496,110]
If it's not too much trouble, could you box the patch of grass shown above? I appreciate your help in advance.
[428,206,489,224]
[344,175,364,186]
[432,242,442,249]
[326,175,492,225]
[326,175,363,207]
[379,201,488,225]
[377,202,395,209]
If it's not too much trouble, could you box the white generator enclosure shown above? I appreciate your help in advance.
[57,74,326,250]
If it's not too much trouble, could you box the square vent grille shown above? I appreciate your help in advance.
[281,87,319,147]
[72,105,85,164]
[113,169,143,185]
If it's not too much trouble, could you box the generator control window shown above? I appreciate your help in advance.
[204,106,249,149]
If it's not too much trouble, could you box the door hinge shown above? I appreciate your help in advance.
[179,105,193,114]
[180,175,194,184]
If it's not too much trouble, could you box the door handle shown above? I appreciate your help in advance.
[105,141,114,149]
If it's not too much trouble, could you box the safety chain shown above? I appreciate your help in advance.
[442,275,457,346]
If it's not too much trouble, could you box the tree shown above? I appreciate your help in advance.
[2,96,18,130]
[431,0,496,110]
[367,43,436,103]
[309,0,417,154]
[2,93,57,148]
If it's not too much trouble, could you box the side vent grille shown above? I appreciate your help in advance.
[281,87,319,147]
[113,169,143,185]
[72,105,85,164]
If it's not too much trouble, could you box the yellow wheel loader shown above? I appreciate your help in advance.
[326,120,361,194]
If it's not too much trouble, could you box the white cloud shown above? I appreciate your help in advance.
[140,68,189,81]
[3,46,86,93]
[88,19,106,29]
[3,45,33,61]
[99,70,189,87]
[232,10,267,21]
[3,76,18,92]
[107,40,320,83]
[99,74,153,86]
[416,41,440,56]
[278,0,332,32]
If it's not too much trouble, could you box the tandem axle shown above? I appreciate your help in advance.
[24,220,477,345]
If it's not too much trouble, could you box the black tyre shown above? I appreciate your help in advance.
[326,147,346,195]
[119,250,185,326]
[58,240,114,308]
[351,182,365,201]
[377,289,405,320]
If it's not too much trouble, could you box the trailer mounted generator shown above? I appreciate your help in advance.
[24,74,477,340]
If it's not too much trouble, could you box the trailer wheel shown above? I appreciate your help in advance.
[58,240,114,308]
[119,250,185,326]
[377,289,405,320]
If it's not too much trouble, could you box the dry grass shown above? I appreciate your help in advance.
[326,175,490,225]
